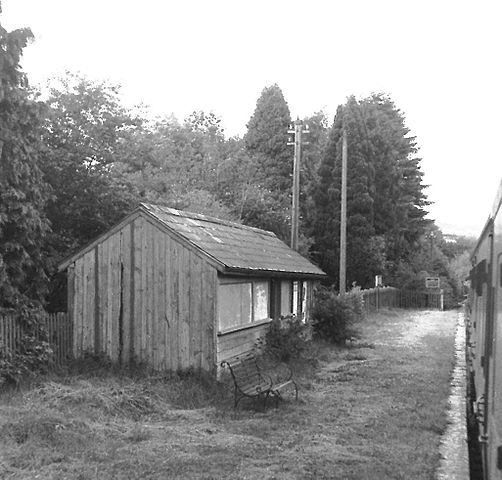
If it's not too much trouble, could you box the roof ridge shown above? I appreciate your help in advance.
[139,203,277,237]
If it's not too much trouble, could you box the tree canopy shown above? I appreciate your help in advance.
[244,84,292,193]
[0,5,467,308]
[310,94,430,288]
[0,16,50,307]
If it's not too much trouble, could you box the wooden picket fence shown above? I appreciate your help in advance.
[0,312,72,366]
[362,287,443,313]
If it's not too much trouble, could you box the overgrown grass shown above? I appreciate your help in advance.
[0,309,457,479]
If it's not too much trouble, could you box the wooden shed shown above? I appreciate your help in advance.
[58,203,326,374]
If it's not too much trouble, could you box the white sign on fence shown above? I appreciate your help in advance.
[425,277,440,289]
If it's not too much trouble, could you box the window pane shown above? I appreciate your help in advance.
[254,281,269,321]
[302,281,308,315]
[292,281,299,315]
[218,283,252,330]
[280,281,292,316]
[240,284,252,324]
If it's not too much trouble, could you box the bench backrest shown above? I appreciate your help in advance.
[223,355,267,390]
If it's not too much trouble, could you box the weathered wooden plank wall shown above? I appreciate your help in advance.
[0,312,72,365]
[69,212,218,373]
[216,322,271,364]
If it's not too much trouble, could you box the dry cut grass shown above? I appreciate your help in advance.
[0,309,457,480]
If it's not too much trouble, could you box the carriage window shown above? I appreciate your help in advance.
[476,260,487,296]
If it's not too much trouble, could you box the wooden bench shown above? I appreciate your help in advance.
[221,353,298,408]
[221,354,272,408]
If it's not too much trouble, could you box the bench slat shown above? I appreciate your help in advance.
[221,356,272,408]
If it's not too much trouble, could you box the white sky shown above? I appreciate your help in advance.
[2,0,501,237]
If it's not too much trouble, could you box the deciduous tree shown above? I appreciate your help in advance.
[41,73,140,257]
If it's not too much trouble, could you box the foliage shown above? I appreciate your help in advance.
[40,73,142,309]
[116,112,236,221]
[0,20,454,315]
[41,73,141,252]
[310,94,430,288]
[297,111,329,256]
[311,286,363,344]
[344,285,365,318]
[212,139,291,240]
[244,84,292,193]
[0,306,53,387]
[0,13,51,307]
[262,315,311,362]
[390,226,472,307]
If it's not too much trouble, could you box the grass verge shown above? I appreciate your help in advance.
[0,309,457,479]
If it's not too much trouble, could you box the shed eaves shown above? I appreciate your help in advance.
[141,203,325,277]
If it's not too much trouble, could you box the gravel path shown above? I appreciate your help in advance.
[374,310,455,347]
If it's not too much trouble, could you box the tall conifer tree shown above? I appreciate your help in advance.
[311,95,429,288]
[244,84,292,193]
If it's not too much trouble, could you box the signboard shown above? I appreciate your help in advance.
[375,275,383,287]
[425,277,440,289]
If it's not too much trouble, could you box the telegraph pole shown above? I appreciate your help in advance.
[339,129,348,295]
[287,119,309,251]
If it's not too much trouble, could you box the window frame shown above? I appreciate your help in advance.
[217,279,271,334]
[280,280,307,318]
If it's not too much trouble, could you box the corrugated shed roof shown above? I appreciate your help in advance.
[141,203,325,277]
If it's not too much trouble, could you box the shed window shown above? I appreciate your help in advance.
[292,281,299,315]
[280,280,306,317]
[280,281,292,315]
[253,281,269,321]
[218,281,270,331]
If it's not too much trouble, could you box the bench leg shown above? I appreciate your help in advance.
[234,388,244,408]
[270,390,280,408]
[293,381,299,401]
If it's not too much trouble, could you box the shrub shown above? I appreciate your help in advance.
[311,287,362,344]
[262,315,311,362]
[0,306,53,388]
[345,285,365,318]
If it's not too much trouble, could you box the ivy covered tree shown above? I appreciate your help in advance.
[0,9,50,307]
[298,111,329,256]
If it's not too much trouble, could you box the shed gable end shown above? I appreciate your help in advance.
[70,214,218,373]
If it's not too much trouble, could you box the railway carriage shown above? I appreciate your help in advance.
[468,179,502,480]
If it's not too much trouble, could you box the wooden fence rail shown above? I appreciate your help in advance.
[362,287,443,313]
[0,312,72,366]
